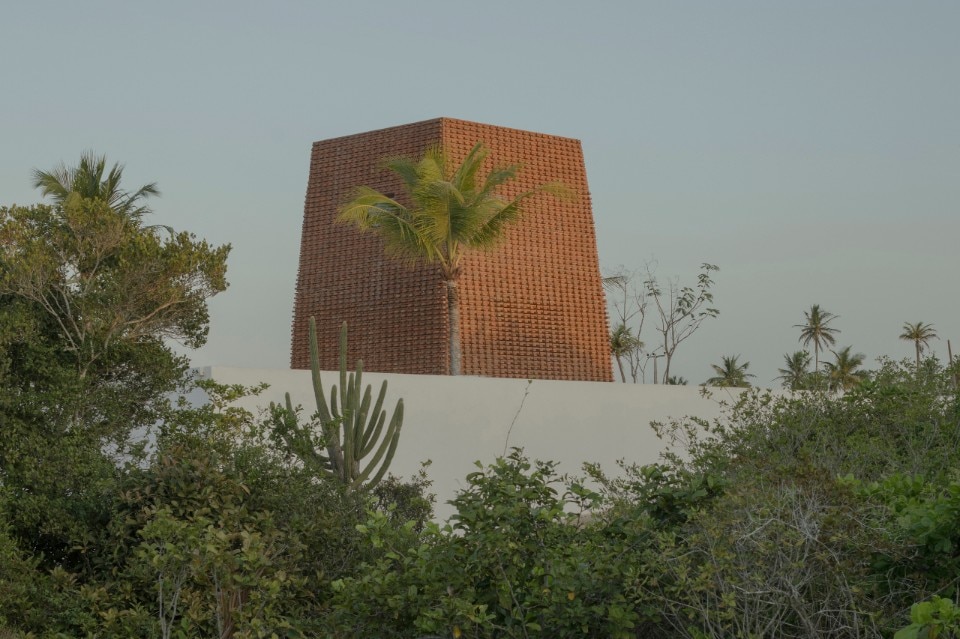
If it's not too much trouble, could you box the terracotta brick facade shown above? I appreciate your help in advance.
[291,118,612,381]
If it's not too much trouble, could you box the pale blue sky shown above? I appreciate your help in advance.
[3,1,958,385]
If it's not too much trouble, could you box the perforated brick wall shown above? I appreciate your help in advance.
[291,118,612,381]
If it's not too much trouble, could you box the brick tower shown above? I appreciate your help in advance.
[292,118,612,381]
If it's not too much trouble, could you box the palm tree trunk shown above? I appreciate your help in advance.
[446,280,462,375]
[915,341,921,371]
[615,356,626,383]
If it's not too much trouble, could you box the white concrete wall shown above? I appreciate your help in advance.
[199,367,739,518]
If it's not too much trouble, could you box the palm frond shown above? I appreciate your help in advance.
[338,188,436,265]
[338,188,407,226]
[31,152,158,219]
[467,198,522,248]
[336,141,568,284]
[383,156,422,194]
[476,164,521,196]
[451,143,488,194]
[31,165,73,201]
[538,181,575,200]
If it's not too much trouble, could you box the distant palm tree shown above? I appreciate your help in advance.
[32,151,160,219]
[666,376,688,386]
[705,355,755,387]
[795,304,840,373]
[776,350,812,390]
[610,323,642,383]
[824,346,866,391]
[337,142,564,375]
[899,321,938,370]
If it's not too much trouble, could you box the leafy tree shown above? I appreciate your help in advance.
[825,346,867,391]
[108,384,320,639]
[900,321,938,370]
[32,151,160,220]
[0,200,228,379]
[795,304,840,373]
[338,143,565,375]
[328,451,646,638]
[0,157,444,638]
[896,596,960,639]
[0,159,228,574]
[642,359,960,637]
[705,354,754,387]
[644,263,720,384]
[776,350,812,390]
[609,322,643,383]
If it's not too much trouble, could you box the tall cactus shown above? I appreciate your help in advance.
[273,317,403,491]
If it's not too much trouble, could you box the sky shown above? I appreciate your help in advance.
[2,1,958,387]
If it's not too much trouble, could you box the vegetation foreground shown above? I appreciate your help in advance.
[3,354,959,638]
[3,155,960,637]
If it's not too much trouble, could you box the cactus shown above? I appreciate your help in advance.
[273,317,403,491]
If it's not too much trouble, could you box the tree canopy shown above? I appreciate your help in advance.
[705,354,754,387]
[1,200,228,377]
[900,321,938,370]
[1,155,231,576]
[795,304,840,373]
[32,151,160,220]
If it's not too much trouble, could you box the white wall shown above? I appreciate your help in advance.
[199,367,740,519]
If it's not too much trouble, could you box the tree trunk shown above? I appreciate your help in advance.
[446,280,462,375]
[615,356,626,383]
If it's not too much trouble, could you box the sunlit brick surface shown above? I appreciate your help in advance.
[291,118,612,381]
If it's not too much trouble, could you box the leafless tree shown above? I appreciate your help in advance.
[603,269,649,382]
[645,263,720,384]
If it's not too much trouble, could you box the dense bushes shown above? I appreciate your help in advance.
[328,453,650,638]
[325,358,960,638]
[1,355,958,637]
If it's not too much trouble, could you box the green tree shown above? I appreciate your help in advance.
[705,354,754,387]
[776,350,812,390]
[896,597,960,639]
[337,142,564,375]
[32,151,160,221]
[329,451,644,639]
[0,159,229,571]
[795,304,840,374]
[900,321,938,370]
[0,200,228,379]
[610,322,642,383]
[644,359,960,637]
[824,346,867,392]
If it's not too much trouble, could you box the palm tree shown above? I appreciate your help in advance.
[32,151,160,219]
[824,346,866,392]
[705,355,755,387]
[795,304,840,373]
[337,142,564,375]
[610,323,642,383]
[776,350,812,390]
[899,321,938,370]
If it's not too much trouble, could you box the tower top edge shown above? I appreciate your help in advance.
[311,118,583,147]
